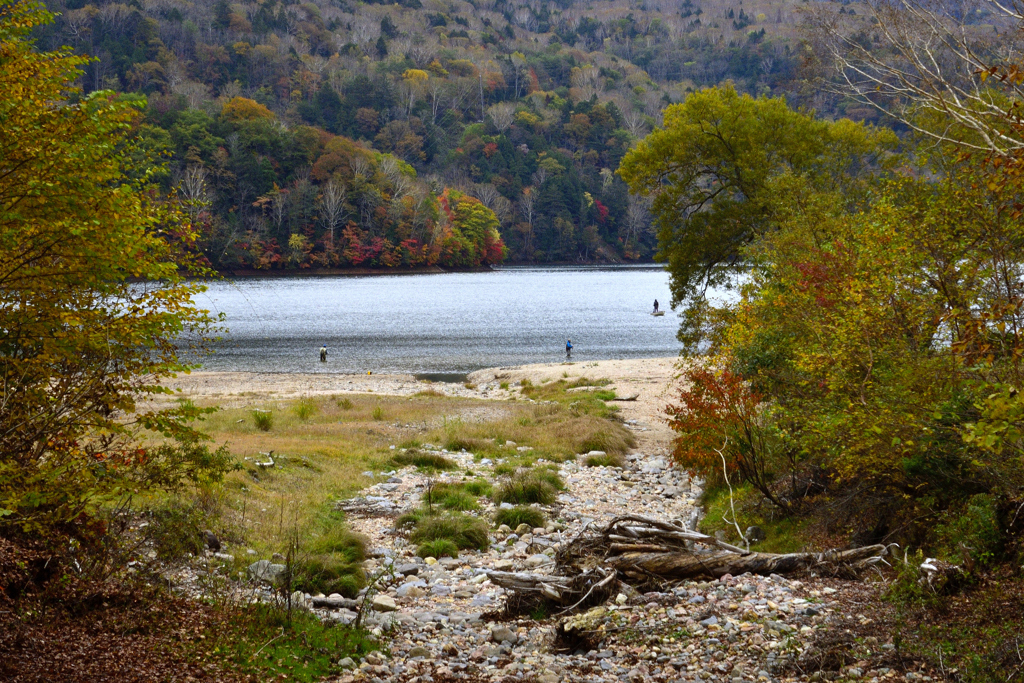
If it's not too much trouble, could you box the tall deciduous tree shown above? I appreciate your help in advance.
[619,84,896,346]
[0,0,224,531]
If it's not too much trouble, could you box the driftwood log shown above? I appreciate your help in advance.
[311,596,360,609]
[487,514,889,616]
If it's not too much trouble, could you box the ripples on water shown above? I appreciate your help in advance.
[191,266,688,374]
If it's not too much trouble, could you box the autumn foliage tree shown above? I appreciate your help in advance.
[0,0,227,534]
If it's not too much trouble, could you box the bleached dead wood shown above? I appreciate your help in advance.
[489,514,890,615]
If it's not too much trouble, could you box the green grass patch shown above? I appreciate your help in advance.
[584,452,625,468]
[251,409,273,431]
[460,478,492,497]
[391,450,458,471]
[494,506,546,529]
[417,538,460,558]
[292,516,367,598]
[205,603,378,682]
[492,469,563,506]
[292,397,318,420]
[698,482,810,553]
[406,512,489,551]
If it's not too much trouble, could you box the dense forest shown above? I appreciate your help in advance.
[29,0,872,270]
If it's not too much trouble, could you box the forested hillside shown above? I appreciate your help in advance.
[31,0,880,269]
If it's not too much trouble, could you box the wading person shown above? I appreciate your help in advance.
[319,345,328,362]
[566,339,573,359]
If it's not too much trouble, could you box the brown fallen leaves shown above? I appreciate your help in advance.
[0,536,249,683]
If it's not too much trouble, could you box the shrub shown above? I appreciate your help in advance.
[372,405,384,421]
[337,397,354,409]
[292,397,317,420]
[584,452,625,468]
[147,501,208,561]
[493,470,560,505]
[417,539,459,558]
[392,450,457,471]
[408,513,489,550]
[936,494,1004,567]
[494,506,546,529]
[252,409,273,431]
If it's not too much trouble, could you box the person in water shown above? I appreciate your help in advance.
[319,345,328,362]
[653,299,659,313]
[566,339,573,359]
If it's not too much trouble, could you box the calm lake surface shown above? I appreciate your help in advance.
[194,266,689,375]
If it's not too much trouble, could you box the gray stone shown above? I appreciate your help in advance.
[700,615,719,626]
[490,626,518,645]
[246,560,287,585]
[745,525,766,543]
[396,582,426,598]
[337,657,356,670]
[396,563,420,576]
[408,646,430,658]
[470,593,495,607]
[515,523,532,535]
[526,553,552,567]
[688,594,706,604]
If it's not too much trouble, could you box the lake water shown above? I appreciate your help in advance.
[192,266,685,375]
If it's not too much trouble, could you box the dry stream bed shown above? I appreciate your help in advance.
[159,359,927,683]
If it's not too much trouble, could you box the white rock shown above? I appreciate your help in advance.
[371,594,397,612]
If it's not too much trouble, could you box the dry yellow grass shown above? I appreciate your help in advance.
[173,384,631,557]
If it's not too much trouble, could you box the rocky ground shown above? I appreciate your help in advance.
[171,359,923,683]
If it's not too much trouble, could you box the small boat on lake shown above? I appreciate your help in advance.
[651,311,665,316]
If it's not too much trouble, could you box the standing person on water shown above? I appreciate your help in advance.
[653,299,659,313]
[566,339,573,359]
[319,345,328,362]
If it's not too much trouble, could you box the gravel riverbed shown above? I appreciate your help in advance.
[167,360,917,683]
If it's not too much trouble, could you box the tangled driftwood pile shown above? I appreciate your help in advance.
[487,514,889,616]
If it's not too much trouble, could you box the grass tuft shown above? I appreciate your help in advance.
[584,452,625,468]
[292,520,368,597]
[391,450,458,471]
[407,512,489,551]
[493,506,546,529]
[252,409,273,431]
[293,397,318,420]
[492,469,563,506]
[417,539,459,558]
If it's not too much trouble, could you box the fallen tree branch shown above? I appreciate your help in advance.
[491,514,890,616]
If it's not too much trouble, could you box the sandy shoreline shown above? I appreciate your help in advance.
[162,356,684,454]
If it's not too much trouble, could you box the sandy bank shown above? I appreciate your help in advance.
[162,356,683,453]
